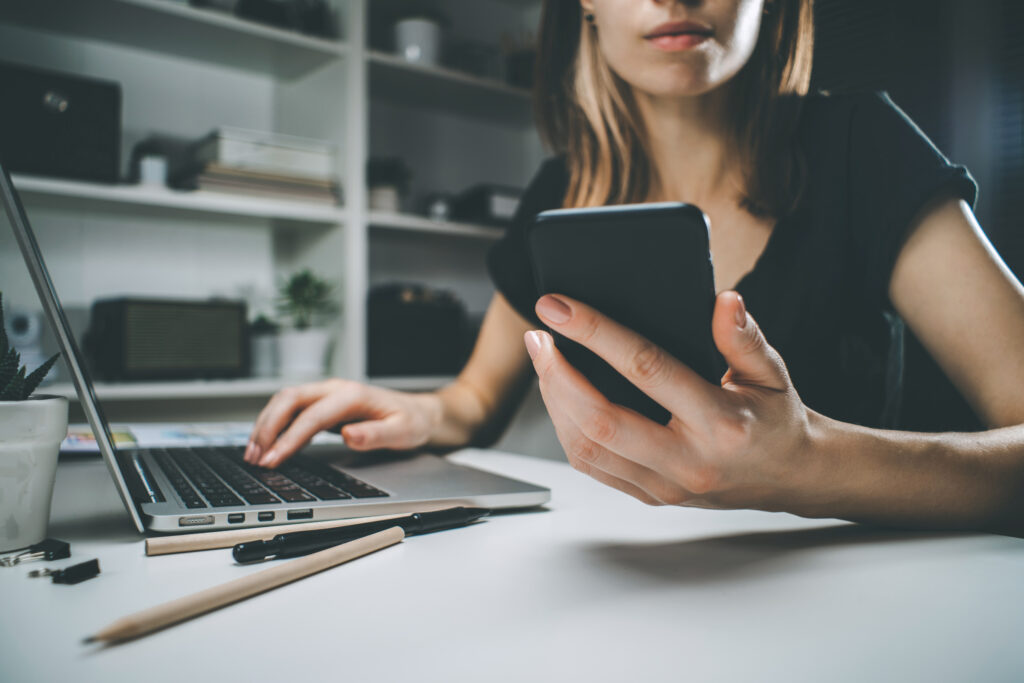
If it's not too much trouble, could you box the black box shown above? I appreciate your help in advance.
[367,284,469,376]
[84,298,248,381]
[0,62,121,183]
[450,184,522,227]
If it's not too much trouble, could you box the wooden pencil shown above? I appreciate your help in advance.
[86,526,404,644]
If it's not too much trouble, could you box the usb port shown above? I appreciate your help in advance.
[258,511,275,522]
[227,513,245,524]
[287,509,313,520]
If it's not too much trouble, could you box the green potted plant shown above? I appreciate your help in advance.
[0,292,66,552]
[276,270,338,378]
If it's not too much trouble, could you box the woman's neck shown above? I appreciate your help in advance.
[634,87,744,206]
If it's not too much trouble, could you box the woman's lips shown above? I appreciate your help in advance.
[647,33,710,50]
[644,21,713,51]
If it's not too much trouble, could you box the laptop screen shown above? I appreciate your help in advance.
[0,160,146,532]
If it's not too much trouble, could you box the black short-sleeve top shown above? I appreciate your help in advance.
[486,92,977,429]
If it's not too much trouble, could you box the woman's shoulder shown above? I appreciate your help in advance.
[798,90,940,153]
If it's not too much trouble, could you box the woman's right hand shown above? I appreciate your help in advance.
[243,379,444,469]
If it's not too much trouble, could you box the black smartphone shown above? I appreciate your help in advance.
[526,202,725,424]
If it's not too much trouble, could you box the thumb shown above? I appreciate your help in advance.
[341,413,420,451]
[712,291,790,391]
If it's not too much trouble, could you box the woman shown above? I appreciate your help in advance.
[245,0,1024,532]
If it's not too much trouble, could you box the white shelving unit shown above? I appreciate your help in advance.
[0,0,543,418]
[12,174,349,225]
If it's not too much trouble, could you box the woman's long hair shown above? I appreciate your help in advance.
[535,0,815,218]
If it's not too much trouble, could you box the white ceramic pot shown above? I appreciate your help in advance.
[250,333,278,378]
[278,328,332,379]
[0,395,68,552]
[368,185,400,212]
[395,17,442,65]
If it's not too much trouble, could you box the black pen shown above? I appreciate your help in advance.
[232,507,490,563]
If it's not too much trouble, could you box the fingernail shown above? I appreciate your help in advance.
[258,449,277,467]
[345,430,363,447]
[735,293,747,330]
[524,331,541,360]
[244,441,254,462]
[250,443,262,464]
[536,295,571,324]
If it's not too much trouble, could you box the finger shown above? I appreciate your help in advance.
[711,291,790,392]
[534,294,719,421]
[257,383,377,467]
[341,413,422,451]
[246,383,332,462]
[528,330,690,503]
[537,377,662,505]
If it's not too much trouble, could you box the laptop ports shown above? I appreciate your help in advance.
[258,511,275,522]
[227,513,245,524]
[287,509,313,520]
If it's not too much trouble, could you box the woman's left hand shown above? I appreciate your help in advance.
[525,291,823,512]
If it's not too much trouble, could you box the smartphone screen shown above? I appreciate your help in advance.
[526,202,724,424]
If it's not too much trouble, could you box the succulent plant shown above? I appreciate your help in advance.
[0,292,60,401]
[277,270,337,331]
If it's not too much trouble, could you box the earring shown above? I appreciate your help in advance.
[763,2,775,15]
[585,12,595,24]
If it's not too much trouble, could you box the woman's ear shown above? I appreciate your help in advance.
[580,0,595,15]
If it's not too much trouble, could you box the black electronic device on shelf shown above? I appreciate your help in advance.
[367,284,470,377]
[450,184,522,227]
[84,298,248,381]
[0,62,121,184]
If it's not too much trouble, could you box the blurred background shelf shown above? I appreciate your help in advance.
[368,211,503,240]
[48,375,451,400]
[0,0,348,79]
[367,50,532,126]
[12,174,346,225]
[46,377,299,401]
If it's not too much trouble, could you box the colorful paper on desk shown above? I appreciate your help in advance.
[62,422,346,453]
[62,426,137,452]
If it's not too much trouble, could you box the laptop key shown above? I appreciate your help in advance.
[278,490,316,503]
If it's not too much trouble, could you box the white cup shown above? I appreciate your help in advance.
[0,396,68,553]
[139,155,169,187]
[395,17,442,66]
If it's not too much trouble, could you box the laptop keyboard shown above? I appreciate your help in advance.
[150,446,389,509]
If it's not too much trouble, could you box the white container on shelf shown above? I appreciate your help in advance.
[395,17,442,65]
[250,333,279,378]
[278,328,332,379]
[0,396,68,553]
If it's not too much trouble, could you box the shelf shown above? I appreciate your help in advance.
[368,211,504,240]
[369,376,454,391]
[367,50,532,126]
[48,375,453,400]
[13,174,347,225]
[0,0,348,79]
[46,377,304,401]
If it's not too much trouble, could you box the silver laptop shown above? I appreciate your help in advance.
[0,161,550,533]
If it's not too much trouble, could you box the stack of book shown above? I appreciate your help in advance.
[174,127,340,204]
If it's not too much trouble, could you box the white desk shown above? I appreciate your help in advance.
[2,449,1023,682]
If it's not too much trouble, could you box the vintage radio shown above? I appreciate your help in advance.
[0,62,121,183]
[84,298,248,381]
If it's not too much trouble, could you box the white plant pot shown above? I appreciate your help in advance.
[0,396,68,552]
[394,17,442,65]
[250,333,278,378]
[278,328,332,379]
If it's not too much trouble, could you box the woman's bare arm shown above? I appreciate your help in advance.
[428,292,536,448]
